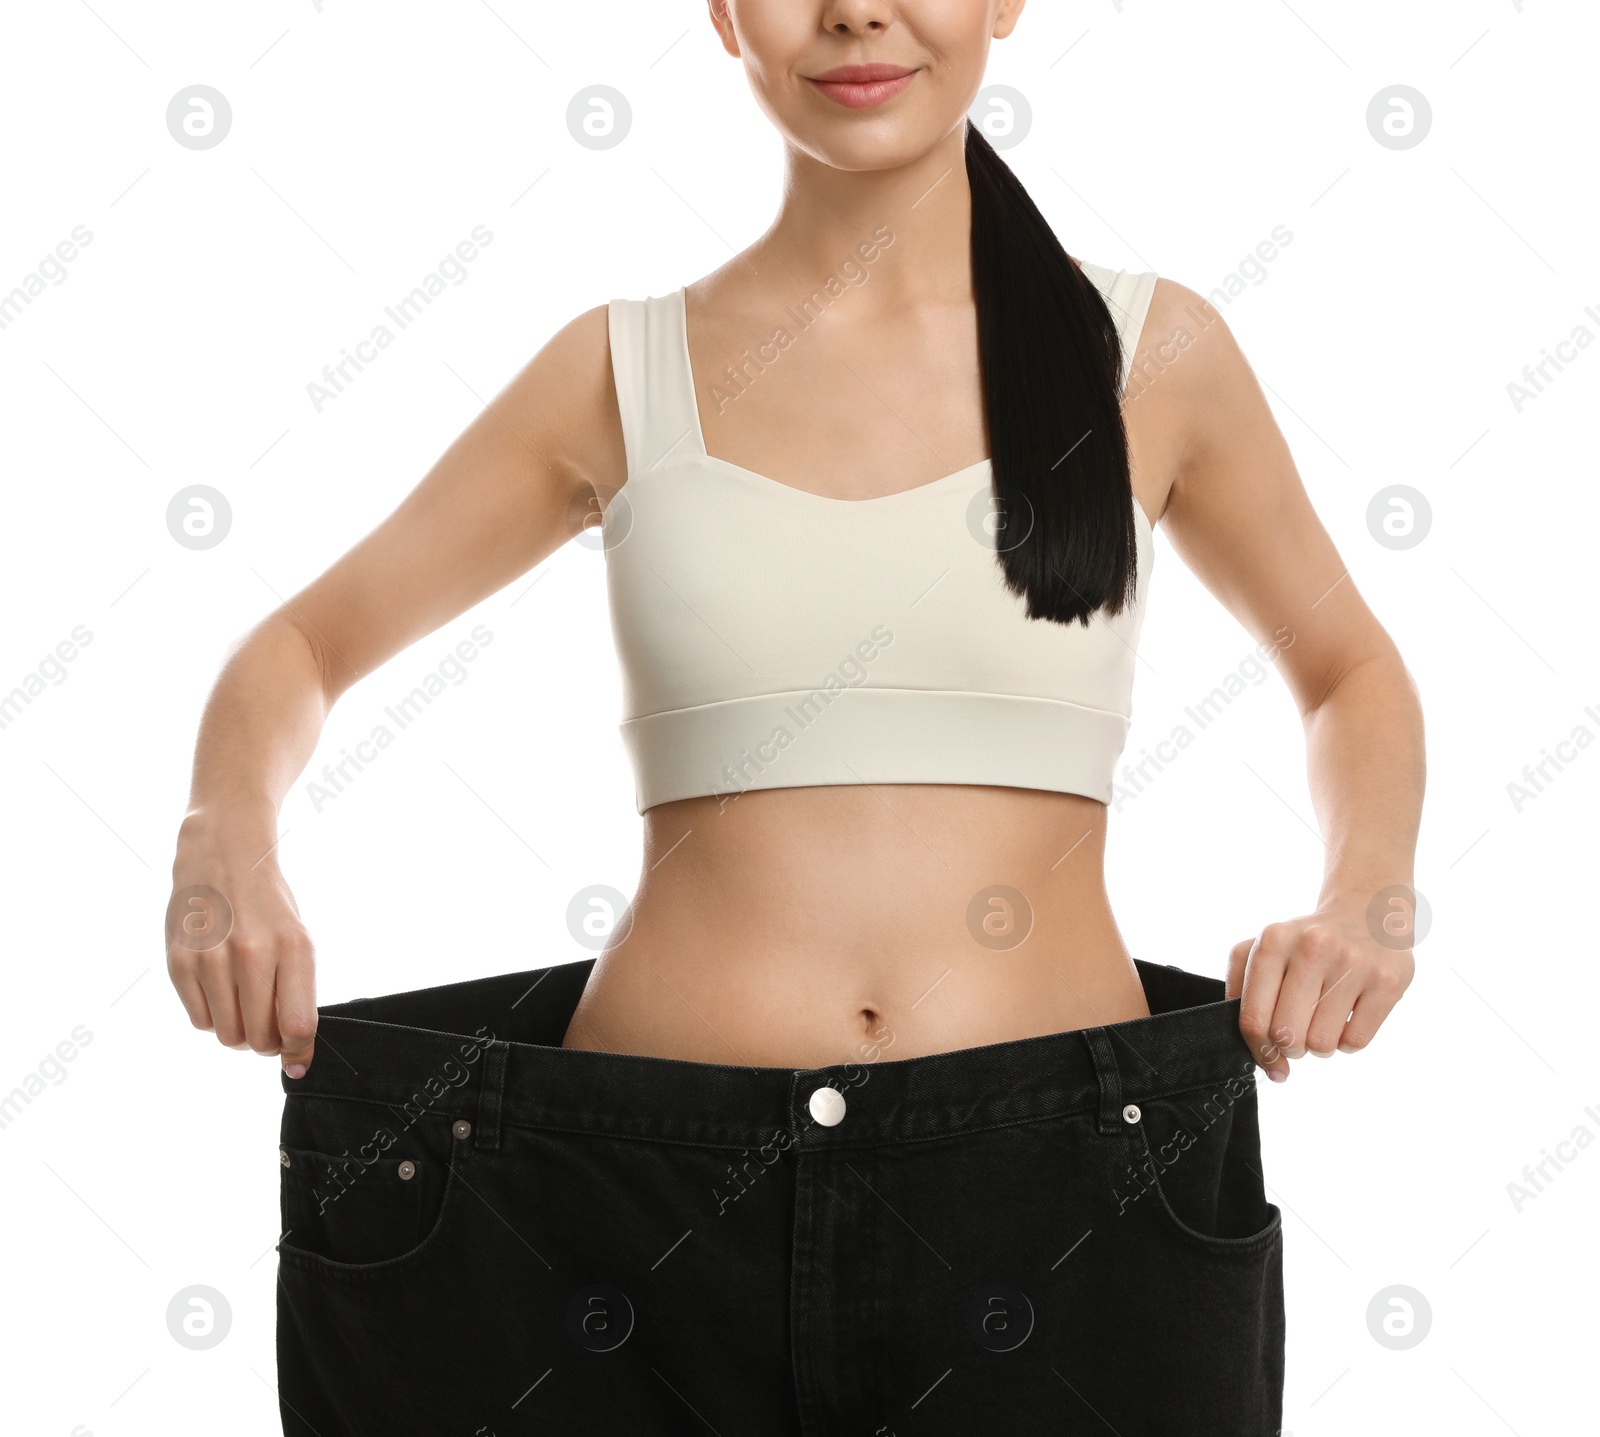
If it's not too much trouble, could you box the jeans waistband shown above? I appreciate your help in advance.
[282,958,1257,1154]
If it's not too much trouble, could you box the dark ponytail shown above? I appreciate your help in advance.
[966,120,1138,627]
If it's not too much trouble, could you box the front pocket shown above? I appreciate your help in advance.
[1115,1074,1282,1259]
[279,1146,438,1264]
[276,1097,469,1277]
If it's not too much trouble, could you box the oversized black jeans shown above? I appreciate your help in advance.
[276,957,1285,1434]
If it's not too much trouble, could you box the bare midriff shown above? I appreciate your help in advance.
[559,782,1151,1068]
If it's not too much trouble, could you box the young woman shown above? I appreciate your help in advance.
[168,3,1422,1432]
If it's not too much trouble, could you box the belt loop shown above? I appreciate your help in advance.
[476,1041,509,1150]
[1082,1027,1124,1136]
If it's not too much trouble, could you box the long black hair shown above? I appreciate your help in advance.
[966,119,1138,627]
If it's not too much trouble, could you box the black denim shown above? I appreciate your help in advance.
[276,958,1285,1435]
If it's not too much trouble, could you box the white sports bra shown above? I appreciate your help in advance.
[601,261,1160,814]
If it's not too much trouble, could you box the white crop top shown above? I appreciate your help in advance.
[601,261,1160,814]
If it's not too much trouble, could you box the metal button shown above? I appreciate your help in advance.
[1122,1103,1142,1124]
[809,1086,847,1127]
[452,1119,472,1140]
[397,1159,417,1180]
[279,1147,291,1167]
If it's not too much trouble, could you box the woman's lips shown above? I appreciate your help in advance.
[805,66,918,110]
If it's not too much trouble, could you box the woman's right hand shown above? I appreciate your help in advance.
[166,812,318,1078]
[162,302,620,1080]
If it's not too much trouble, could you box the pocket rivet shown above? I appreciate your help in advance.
[397,1159,417,1181]
[279,1147,291,1167]
[452,1120,472,1141]
[1122,1103,1142,1124]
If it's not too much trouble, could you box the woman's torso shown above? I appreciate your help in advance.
[562,259,1178,1068]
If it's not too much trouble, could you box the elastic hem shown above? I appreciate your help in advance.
[620,686,1131,812]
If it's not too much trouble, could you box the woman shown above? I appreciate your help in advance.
[168,3,1421,1432]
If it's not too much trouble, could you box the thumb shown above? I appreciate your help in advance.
[275,946,318,1079]
[1225,937,1254,1000]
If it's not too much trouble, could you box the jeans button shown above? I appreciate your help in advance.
[1122,1103,1142,1124]
[809,1087,846,1126]
[452,1120,473,1140]
[279,1146,291,1167]
[397,1159,417,1180]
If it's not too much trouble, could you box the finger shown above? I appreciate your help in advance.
[167,949,216,1033]
[236,944,284,1057]
[1337,973,1405,1054]
[1267,961,1326,1062]
[196,947,250,1050]
[1304,964,1360,1056]
[1267,924,1339,1060]
[274,936,318,1079]
[1236,932,1291,1080]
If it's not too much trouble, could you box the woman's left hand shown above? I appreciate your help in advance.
[1227,899,1415,1082]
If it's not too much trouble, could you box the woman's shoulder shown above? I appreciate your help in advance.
[1118,266,1269,529]
[1063,253,1248,400]
[487,298,630,507]
[1131,269,1247,397]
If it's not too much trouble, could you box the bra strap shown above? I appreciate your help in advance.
[606,290,704,479]
[1078,262,1158,397]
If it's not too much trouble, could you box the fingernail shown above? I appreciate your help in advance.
[284,1063,306,1080]
[1267,1068,1287,1083]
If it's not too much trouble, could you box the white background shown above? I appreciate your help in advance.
[2,1,1594,1433]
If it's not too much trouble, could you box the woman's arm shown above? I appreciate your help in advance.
[1131,279,1424,1081]
[168,301,626,1076]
